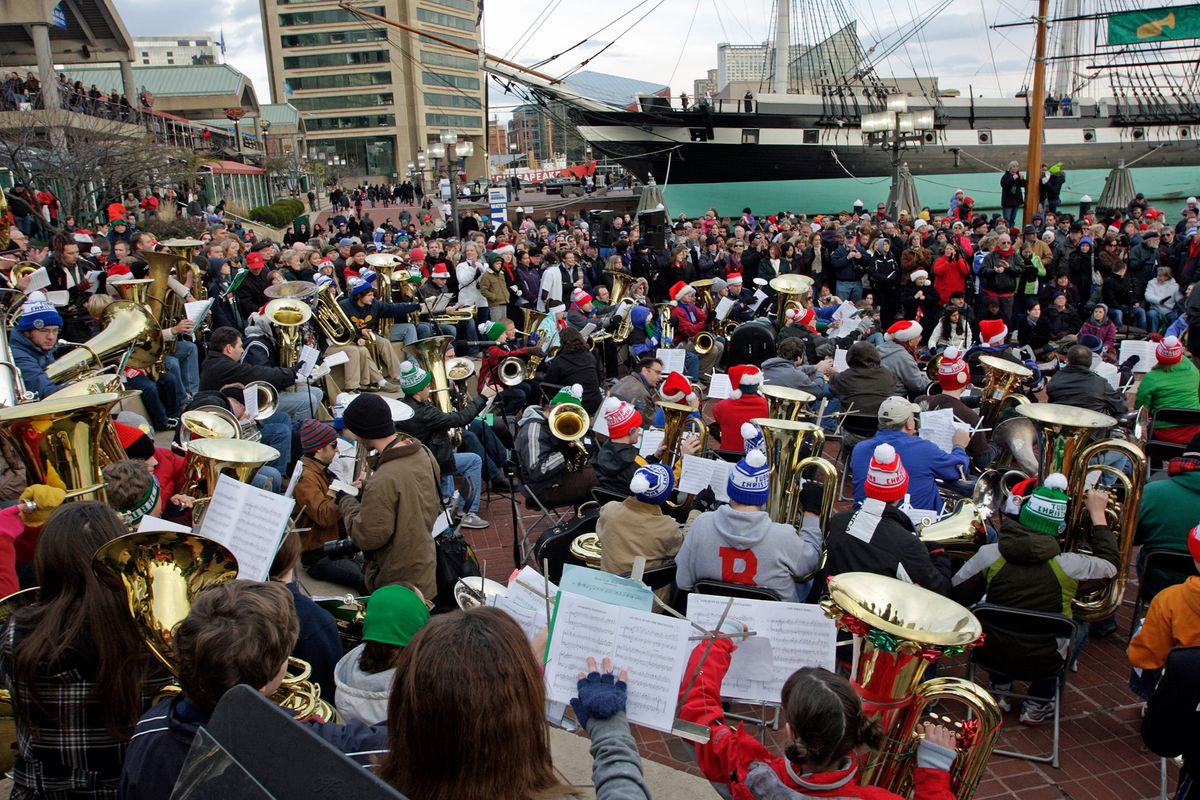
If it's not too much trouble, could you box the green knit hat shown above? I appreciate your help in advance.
[1019,473,1070,535]
[551,383,583,407]
[398,360,432,395]
[362,585,430,646]
[478,320,506,341]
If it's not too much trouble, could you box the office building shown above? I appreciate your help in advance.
[132,34,219,66]
[258,0,486,181]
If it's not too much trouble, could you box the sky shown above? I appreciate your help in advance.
[111,0,1045,115]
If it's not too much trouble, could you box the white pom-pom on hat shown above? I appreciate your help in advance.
[630,472,651,495]
[744,449,767,468]
[873,443,897,464]
[602,396,623,414]
[943,346,962,361]
[400,362,416,375]
[741,422,758,440]
[478,321,491,334]
[1044,473,1068,491]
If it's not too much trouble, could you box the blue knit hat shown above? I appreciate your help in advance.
[629,463,674,504]
[631,305,651,327]
[350,272,377,299]
[727,449,770,506]
[17,298,63,332]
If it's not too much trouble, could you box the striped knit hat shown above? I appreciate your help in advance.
[399,361,432,395]
[864,444,908,502]
[297,419,338,454]
[1019,473,1069,536]
[479,320,506,341]
[1157,335,1184,366]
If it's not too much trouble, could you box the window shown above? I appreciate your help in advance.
[422,70,479,90]
[291,92,394,112]
[802,129,818,144]
[167,59,175,64]
[278,5,384,26]
[418,32,477,49]
[197,40,208,46]
[416,8,476,31]
[307,135,396,175]
[306,114,396,131]
[140,51,148,57]
[177,40,189,46]
[166,51,173,57]
[142,59,149,64]
[282,50,389,70]
[425,112,482,128]
[423,92,481,109]
[741,129,759,144]
[286,71,391,91]
[420,50,477,70]
[425,0,476,12]
[281,29,387,48]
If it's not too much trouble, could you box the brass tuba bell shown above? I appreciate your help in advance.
[751,418,838,532]
[405,336,460,445]
[547,401,590,470]
[46,300,163,385]
[263,297,313,369]
[761,385,816,423]
[178,438,280,522]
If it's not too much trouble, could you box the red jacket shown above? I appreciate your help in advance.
[678,639,954,800]
[0,506,41,598]
[932,255,969,300]
[477,343,535,391]
[671,303,707,341]
[712,394,768,451]
[153,447,187,500]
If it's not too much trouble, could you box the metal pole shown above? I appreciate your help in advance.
[449,144,460,237]
[1023,0,1050,225]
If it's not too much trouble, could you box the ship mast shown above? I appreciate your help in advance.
[771,0,790,94]
[1022,0,1050,224]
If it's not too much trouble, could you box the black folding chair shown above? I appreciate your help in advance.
[1129,548,1197,639]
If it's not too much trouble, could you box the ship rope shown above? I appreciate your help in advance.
[826,150,889,185]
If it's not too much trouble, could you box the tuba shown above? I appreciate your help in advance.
[46,300,163,385]
[162,238,207,304]
[823,573,1001,800]
[366,253,402,339]
[521,307,548,346]
[548,401,590,471]
[658,401,709,510]
[611,299,636,344]
[136,248,190,358]
[976,355,1031,428]
[761,385,816,423]
[497,354,529,387]
[178,438,280,522]
[405,336,460,445]
[0,321,34,406]
[109,277,156,306]
[264,297,312,369]
[752,418,837,532]
[313,285,356,347]
[770,273,813,328]
[180,406,242,446]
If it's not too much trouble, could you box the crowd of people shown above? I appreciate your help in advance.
[1,177,1199,799]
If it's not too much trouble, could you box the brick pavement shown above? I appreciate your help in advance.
[462,486,1175,800]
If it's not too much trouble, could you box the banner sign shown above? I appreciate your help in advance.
[1108,6,1200,45]
[489,161,597,184]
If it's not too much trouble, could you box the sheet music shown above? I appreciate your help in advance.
[198,475,295,581]
[323,349,351,368]
[715,296,736,321]
[580,322,597,339]
[560,564,654,611]
[545,591,691,733]
[1118,339,1158,373]
[708,460,733,503]
[136,516,192,534]
[184,299,214,327]
[751,289,769,312]
[284,461,304,499]
[678,454,719,495]
[295,345,320,380]
[328,439,357,484]
[686,595,837,703]
[833,348,849,373]
[898,496,941,529]
[25,267,50,292]
[638,429,665,457]
[591,409,610,437]
[707,373,733,399]
[494,593,548,640]
[242,386,259,419]
[424,294,452,313]
[918,408,957,454]
[656,348,685,374]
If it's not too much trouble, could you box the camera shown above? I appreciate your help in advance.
[322,537,361,560]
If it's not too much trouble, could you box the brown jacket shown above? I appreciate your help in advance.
[597,497,683,577]
[293,455,341,553]
[480,268,510,306]
[338,435,441,597]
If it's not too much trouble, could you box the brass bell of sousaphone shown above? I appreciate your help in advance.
[823,573,1001,800]
[770,273,814,327]
[45,300,163,385]
[751,418,838,531]
[761,385,816,423]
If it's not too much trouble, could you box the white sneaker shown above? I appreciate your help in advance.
[460,512,490,529]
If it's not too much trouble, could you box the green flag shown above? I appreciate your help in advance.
[1108,5,1200,45]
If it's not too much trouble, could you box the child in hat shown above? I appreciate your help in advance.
[593,397,651,495]
[675,450,821,601]
[596,464,682,580]
[475,318,535,414]
[292,419,366,593]
[712,365,767,451]
[921,348,993,471]
[1129,520,1200,672]
[952,477,1118,726]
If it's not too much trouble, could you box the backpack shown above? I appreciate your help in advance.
[432,529,480,613]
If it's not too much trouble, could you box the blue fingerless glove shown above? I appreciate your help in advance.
[570,671,627,730]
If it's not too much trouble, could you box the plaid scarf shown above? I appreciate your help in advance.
[1168,454,1200,477]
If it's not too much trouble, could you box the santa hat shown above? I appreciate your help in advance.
[864,443,909,502]
[937,346,970,390]
[113,421,155,461]
[572,288,593,306]
[726,449,770,506]
[602,397,642,439]
[727,364,763,399]
[659,371,696,403]
[630,464,674,505]
[909,270,929,283]
[726,273,743,286]
[1157,335,1184,366]
[785,306,816,331]
[885,320,922,343]
[978,318,1008,347]
[670,281,695,303]
[741,422,764,455]
[430,262,451,278]
[1019,473,1070,536]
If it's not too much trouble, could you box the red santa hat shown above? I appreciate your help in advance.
[864,443,909,502]
[978,318,1008,347]
[937,346,970,390]
[785,306,816,331]
[659,371,696,403]
[726,273,743,285]
[602,397,642,439]
[727,364,763,399]
[885,320,922,343]
[1157,335,1184,365]
[430,262,451,278]
[670,281,695,303]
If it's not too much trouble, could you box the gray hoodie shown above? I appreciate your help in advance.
[333,643,393,725]
[877,340,931,396]
[674,505,822,600]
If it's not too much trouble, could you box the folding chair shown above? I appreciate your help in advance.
[539,382,564,406]
[1146,408,1200,472]
[531,510,599,583]
[1129,549,1197,640]
[836,413,879,501]
[711,448,745,463]
[967,604,1079,768]
[515,475,576,565]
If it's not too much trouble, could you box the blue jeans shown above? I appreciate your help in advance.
[125,374,178,430]
[835,280,863,302]
[167,339,200,396]
[1148,308,1177,333]
[253,466,283,493]
[257,411,293,474]
[683,350,700,382]
[441,451,482,513]
[277,385,323,422]
[462,419,510,481]
[389,322,419,345]
[1108,306,1146,330]
[1001,206,1018,227]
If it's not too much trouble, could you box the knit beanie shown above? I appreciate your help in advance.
[727,449,770,507]
[937,346,970,390]
[296,419,338,454]
[1019,473,1070,536]
[479,320,506,341]
[362,585,430,646]
[741,421,764,455]
[342,393,397,440]
[16,297,63,332]
[572,288,593,306]
[785,306,816,331]
[864,443,909,502]
[398,361,432,395]
[885,320,922,343]
[116,475,161,528]
[113,421,155,461]
[551,383,583,407]
[602,397,642,439]
[727,365,763,399]
[1157,335,1184,366]
[630,463,674,505]
[659,371,696,403]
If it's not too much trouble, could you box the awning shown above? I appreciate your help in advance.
[208,160,265,176]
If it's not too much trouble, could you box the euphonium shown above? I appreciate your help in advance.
[522,307,548,345]
[45,300,163,385]
[751,418,837,532]
[658,401,708,510]
[654,302,675,345]
[497,354,529,387]
[761,385,816,422]
[366,253,401,339]
[313,285,356,347]
[822,573,1001,800]
[109,277,156,306]
[612,299,636,344]
[548,402,590,471]
[693,330,716,356]
[976,354,1031,428]
[264,297,312,369]
[405,336,460,445]
[162,237,207,305]
[136,248,189,357]
[180,406,242,446]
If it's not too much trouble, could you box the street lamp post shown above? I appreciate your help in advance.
[433,130,474,237]
[860,94,935,218]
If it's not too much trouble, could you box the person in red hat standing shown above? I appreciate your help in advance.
[712,365,767,451]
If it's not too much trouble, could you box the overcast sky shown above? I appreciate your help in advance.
[113,0,1043,115]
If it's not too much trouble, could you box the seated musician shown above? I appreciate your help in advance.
[395,360,496,530]
[717,272,754,324]
[120,581,386,799]
[338,394,442,597]
[829,341,895,419]
[417,262,466,342]
[609,356,663,429]
[712,365,767,452]
[566,287,594,330]
[9,294,65,399]
[514,385,596,509]
[339,272,420,382]
[313,274,393,394]
[184,386,289,490]
[112,421,193,524]
[623,305,660,363]
[200,326,323,423]
[850,397,969,513]
[542,328,602,415]
[760,337,835,402]
[675,450,822,601]
[534,303,568,352]
[476,319,535,414]
[292,419,366,593]
[952,478,1118,726]
[596,464,682,578]
[668,281,721,381]
[1045,344,1127,417]
[1137,336,1200,443]
[877,320,931,398]
[922,348,994,472]
[826,445,953,595]
[1129,521,1200,671]
[778,306,831,364]
[591,397,695,495]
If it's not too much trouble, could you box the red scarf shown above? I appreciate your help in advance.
[994,244,1016,259]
